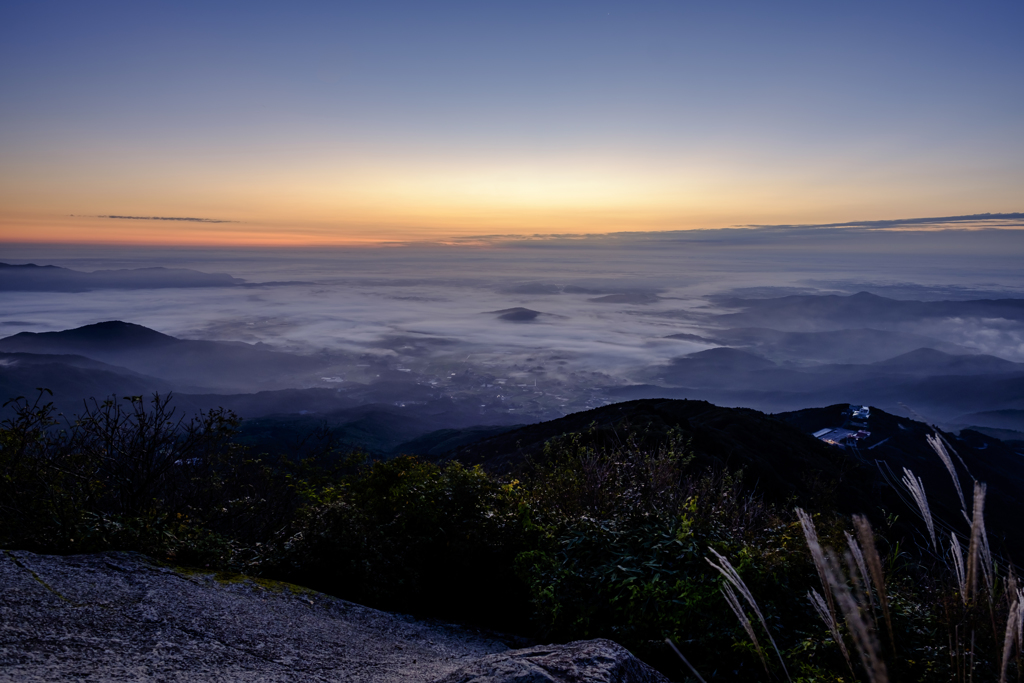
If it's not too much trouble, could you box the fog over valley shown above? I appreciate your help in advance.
[3,225,1024,450]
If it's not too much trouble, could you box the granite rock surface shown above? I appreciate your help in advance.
[1,550,508,682]
[433,639,671,683]
[0,551,666,683]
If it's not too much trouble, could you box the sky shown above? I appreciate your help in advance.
[1,1,1022,245]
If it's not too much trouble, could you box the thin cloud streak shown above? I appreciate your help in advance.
[740,213,1024,231]
[94,215,239,224]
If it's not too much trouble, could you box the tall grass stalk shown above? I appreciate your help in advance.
[825,550,889,683]
[999,590,1023,683]
[800,507,889,681]
[846,530,873,609]
[901,467,937,552]
[796,507,837,622]
[786,437,1021,681]
[927,432,968,517]
[967,481,992,600]
[809,588,855,677]
[665,638,709,683]
[951,532,968,605]
[980,528,994,600]
[707,548,792,682]
[1016,591,1024,671]
[720,581,769,673]
[853,514,894,651]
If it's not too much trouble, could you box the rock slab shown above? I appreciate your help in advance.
[0,551,664,683]
[0,550,507,682]
[432,639,671,683]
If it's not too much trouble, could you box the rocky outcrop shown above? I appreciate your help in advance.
[0,551,665,683]
[0,550,508,682]
[431,639,671,683]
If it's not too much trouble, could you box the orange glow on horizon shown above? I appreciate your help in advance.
[0,149,934,246]
[4,211,1022,248]
[4,137,1020,247]
[0,202,741,247]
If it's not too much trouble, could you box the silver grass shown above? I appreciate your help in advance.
[664,639,709,683]
[938,430,976,477]
[846,531,873,608]
[980,516,994,598]
[825,550,889,683]
[719,582,769,674]
[951,532,967,605]
[927,432,967,516]
[796,507,836,620]
[853,515,894,652]
[967,481,991,600]
[707,548,791,682]
[809,588,855,677]
[998,591,1022,683]
[901,467,937,551]
[1016,589,1024,663]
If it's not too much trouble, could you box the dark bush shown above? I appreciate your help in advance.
[264,455,532,627]
[0,391,295,566]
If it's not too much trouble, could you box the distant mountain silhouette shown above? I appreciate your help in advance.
[869,348,1024,375]
[669,347,777,371]
[0,322,542,443]
[501,283,563,295]
[0,351,175,412]
[712,291,1024,330]
[651,348,799,390]
[663,332,710,343]
[0,321,325,392]
[0,262,243,292]
[488,307,542,322]
[951,409,1024,433]
[673,327,975,364]
[437,398,834,483]
[588,293,660,304]
[390,425,523,457]
[1,321,179,354]
[620,343,1024,419]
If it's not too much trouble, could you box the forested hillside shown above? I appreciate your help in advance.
[2,390,1022,681]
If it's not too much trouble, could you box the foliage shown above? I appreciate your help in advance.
[0,390,294,566]
[263,455,530,625]
[4,390,1023,681]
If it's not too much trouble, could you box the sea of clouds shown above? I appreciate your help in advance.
[4,228,1024,384]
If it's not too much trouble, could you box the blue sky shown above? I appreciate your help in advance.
[2,1,1022,243]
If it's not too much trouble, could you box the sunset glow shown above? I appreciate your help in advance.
[2,2,1021,246]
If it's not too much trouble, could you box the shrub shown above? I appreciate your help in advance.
[264,456,531,627]
[0,390,291,565]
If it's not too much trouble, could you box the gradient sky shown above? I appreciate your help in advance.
[1,1,1022,245]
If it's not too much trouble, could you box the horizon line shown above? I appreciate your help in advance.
[4,212,1023,249]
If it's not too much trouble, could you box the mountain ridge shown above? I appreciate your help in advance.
[0,262,244,291]
[431,397,1024,553]
[0,321,326,393]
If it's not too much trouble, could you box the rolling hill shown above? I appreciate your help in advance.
[0,321,329,392]
[429,398,1024,555]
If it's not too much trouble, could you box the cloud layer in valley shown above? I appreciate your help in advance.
[2,225,1024,426]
